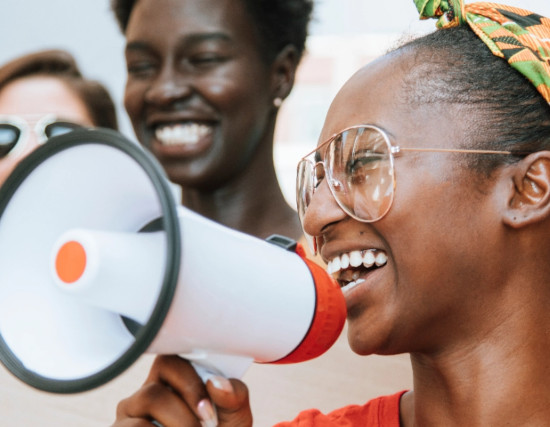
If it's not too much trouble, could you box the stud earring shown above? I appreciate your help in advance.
[273,97,283,108]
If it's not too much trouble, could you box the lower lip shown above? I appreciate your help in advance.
[341,266,386,304]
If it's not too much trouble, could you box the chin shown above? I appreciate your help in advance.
[346,320,400,356]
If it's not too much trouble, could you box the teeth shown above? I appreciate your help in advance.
[328,249,388,284]
[327,256,341,274]
[349,251,363,267]
[340,253,350,269]
[363,251,375,268]
[341,278,365,292]
[155,123,212,146]
[375,252,388,266]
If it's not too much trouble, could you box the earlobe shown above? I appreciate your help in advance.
[503,152,550,228]
[270,45,299,102]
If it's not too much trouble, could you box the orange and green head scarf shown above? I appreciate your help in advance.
[414,0,550,105]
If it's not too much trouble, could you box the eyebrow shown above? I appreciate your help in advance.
[314,151,322,163]
[125,32,233,53]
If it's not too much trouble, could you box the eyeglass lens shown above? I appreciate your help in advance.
[298,126,395,227]
[44,121,82,139]
[0,124,20,158]
[0,119,83,159]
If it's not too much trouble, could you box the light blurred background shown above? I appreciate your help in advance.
[0,1,549,425]
[1,0,549,206]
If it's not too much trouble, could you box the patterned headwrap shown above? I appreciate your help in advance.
[413,0,550,104]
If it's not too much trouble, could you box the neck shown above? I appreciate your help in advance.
[179,133,302,240]
[403,287,550,426]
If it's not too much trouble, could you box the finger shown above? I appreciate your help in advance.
[145,355,215,424]
[115,382,201,427]
[206,376,253,426]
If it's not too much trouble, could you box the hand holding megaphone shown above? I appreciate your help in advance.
[0,128,346,394]
[113,354,253,427]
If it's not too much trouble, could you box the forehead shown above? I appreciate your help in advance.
[320,53,408,141]
[0,76,93,125]
[126,0,259,50]
[318,50,466,151]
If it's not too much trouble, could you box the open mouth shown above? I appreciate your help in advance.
[154,122,213,146]
[327,249,388,292]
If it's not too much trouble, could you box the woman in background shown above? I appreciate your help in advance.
[0,48,118,185]
[110,0,307,240]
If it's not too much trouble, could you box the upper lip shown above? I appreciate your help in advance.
[146,111,219,129]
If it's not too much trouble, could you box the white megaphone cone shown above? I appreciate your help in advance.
[0,128,346,393]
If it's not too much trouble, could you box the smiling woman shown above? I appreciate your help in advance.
[111,0,309,240]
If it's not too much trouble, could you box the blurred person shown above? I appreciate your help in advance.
[110,0,307,240]
[0,49,118,185]
[109,0,412,424]
[111,0,550,425]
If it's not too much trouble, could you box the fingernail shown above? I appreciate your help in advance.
[197,399,218,427]
[209,375,233,393]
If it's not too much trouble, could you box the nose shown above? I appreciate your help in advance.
[23,130,40,154]
[302,178,348,239]
[145,63,193,106]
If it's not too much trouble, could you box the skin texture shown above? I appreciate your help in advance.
[113,45,550,426]
[0,76,95,185]
[123,0,302,239]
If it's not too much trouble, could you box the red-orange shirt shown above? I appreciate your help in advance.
[273,390,407,427]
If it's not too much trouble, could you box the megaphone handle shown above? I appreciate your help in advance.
[184,353,254,381]
[191,361,221,384]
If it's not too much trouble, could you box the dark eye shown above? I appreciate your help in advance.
[188,52,228,68]
[129,61,158,78]
[347,154,385,184]
[125,51,160,79]
[313,164,325,189]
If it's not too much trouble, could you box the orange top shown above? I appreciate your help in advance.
[273,390,407,427]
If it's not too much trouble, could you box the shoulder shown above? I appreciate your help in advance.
[273,390,408,427]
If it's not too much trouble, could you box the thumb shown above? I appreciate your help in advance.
[205,376,252,427]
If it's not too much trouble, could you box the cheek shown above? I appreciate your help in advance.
[123,80,146,121]
[203,76,261,116]
[205,60,271,111]
[388,169,492,295]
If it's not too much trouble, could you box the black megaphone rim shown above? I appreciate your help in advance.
[0,127,181,393]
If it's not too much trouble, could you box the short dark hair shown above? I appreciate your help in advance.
[394,25,550,174]
[110,0,314,63]
[0,49,118,131]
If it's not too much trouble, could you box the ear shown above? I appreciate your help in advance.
[503,151,550,228]
[270,45,300,102]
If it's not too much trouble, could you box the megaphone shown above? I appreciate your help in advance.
[0,128,346,394]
